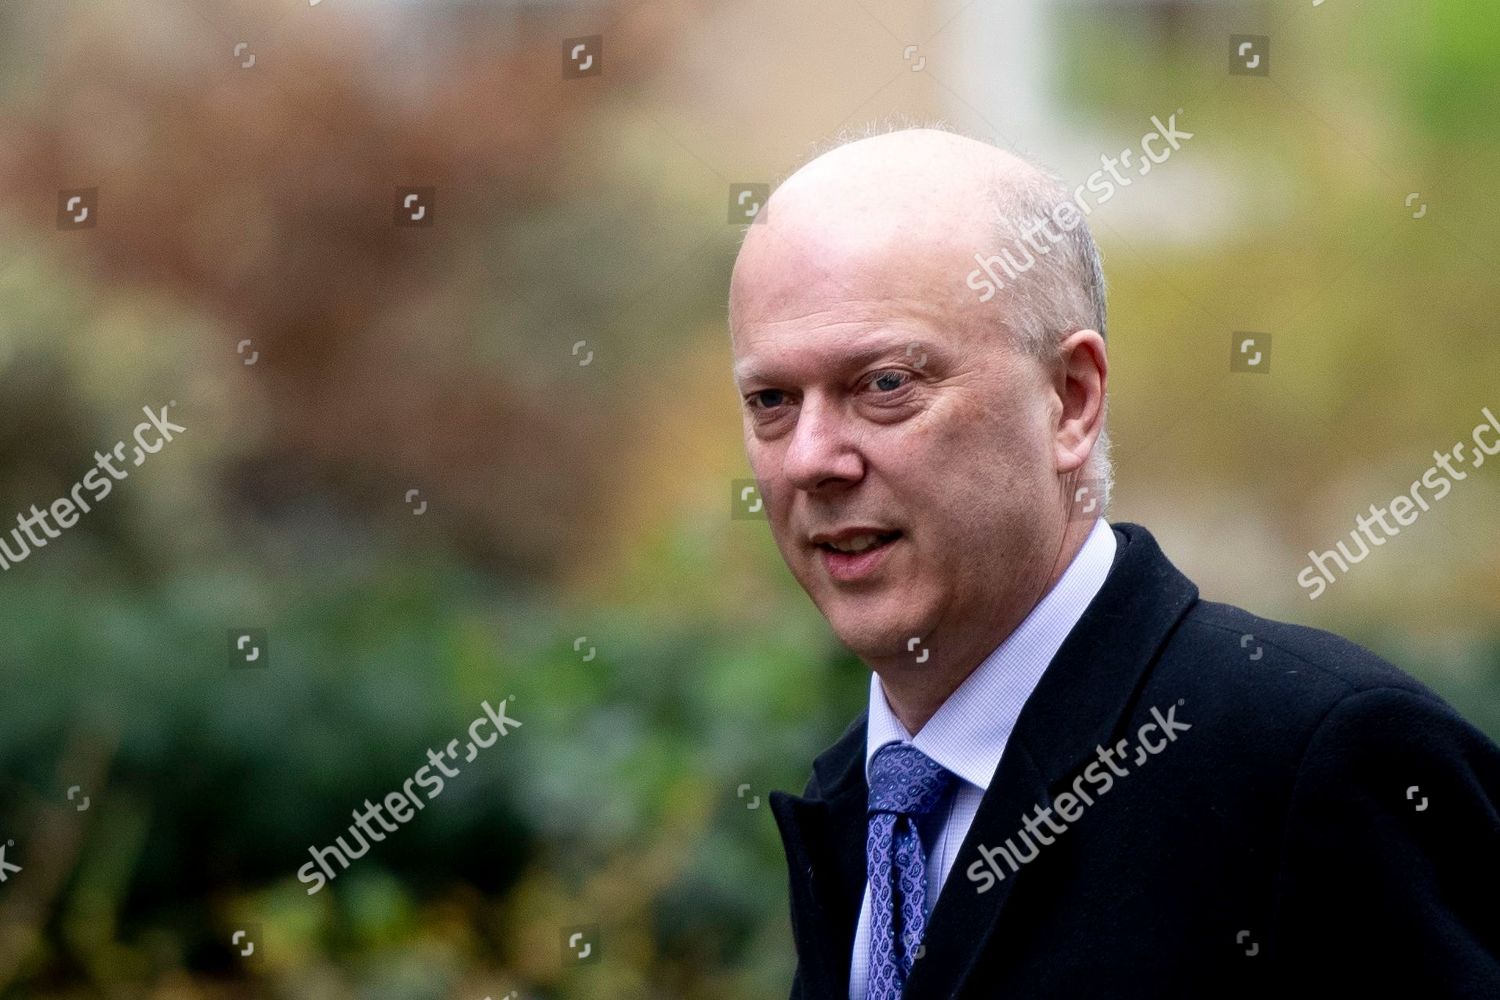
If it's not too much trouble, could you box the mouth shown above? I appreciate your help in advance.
[814,530,902,582]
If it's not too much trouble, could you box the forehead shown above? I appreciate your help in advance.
[730,219,991,386]
[728,134,1022,381]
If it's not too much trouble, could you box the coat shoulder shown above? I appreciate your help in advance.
[1155,598,1453,740]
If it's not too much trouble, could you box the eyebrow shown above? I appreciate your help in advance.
[733,338,942,388]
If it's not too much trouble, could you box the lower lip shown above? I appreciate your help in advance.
[818,535,900,582]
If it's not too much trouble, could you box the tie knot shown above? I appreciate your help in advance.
[867,742,954,817]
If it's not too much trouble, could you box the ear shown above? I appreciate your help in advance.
[1053,329,1107,474]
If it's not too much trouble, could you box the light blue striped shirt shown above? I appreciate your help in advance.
[848,517,1117,999]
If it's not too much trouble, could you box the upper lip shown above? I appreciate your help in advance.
[808,526,901,546]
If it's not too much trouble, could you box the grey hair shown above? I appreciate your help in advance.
[975,159,1112,509]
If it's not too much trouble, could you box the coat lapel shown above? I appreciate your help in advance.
[770,713,870,999]
[905,523,1200,998]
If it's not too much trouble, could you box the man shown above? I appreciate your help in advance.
[726,127,1500,998]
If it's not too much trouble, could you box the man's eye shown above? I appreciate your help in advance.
[747,389,788,410]
[867,370,910,392]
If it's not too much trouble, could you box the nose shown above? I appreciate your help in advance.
[781,393,865,494]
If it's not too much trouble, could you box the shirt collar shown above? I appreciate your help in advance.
[865,517,1118,791]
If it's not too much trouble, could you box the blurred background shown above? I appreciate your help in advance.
[0,0,1495,996]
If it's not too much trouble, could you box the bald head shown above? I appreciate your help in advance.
[730,127,1106,365]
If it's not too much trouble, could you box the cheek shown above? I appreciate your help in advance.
[881,416,1046,541]
[942,385,1056,486]
[746,445,802,544]
[742,434,779,486]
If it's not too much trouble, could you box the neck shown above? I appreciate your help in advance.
[874,516,1098,734]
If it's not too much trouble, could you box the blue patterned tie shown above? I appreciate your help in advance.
[865,742,955,1000]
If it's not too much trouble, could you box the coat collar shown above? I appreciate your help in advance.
[770,522,1200,999]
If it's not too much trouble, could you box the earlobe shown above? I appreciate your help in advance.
[1055,427,1094,475]
[1056,438,1091,475]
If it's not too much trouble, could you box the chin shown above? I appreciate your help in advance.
[824,602,925,661]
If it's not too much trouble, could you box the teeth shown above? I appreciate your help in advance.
[827,533,884,553]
